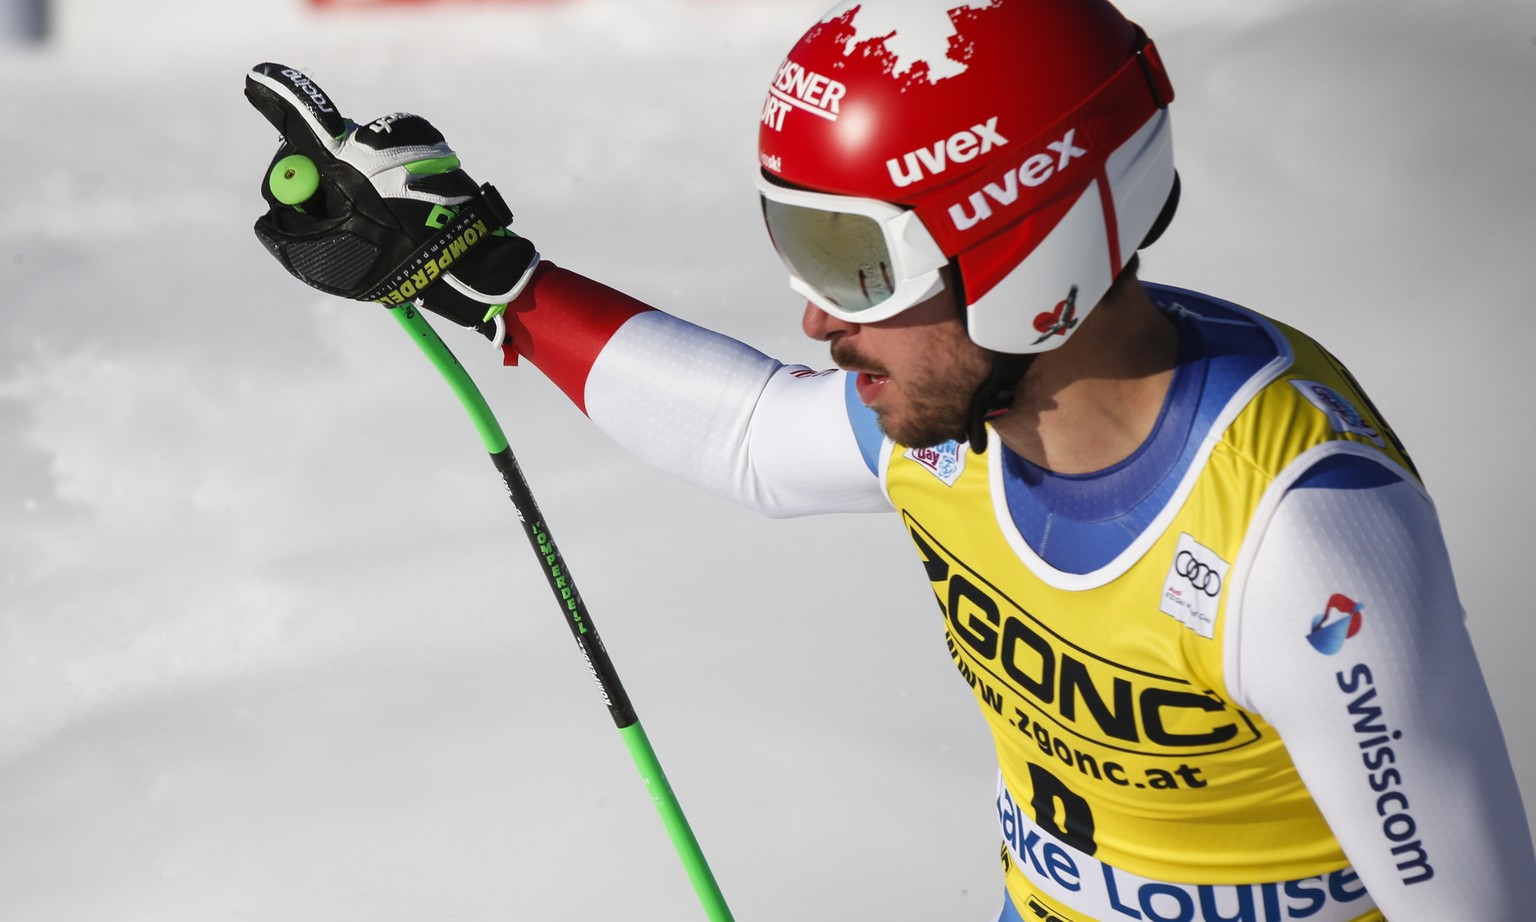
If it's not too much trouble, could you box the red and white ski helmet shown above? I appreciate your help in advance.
[756,0,1176,354]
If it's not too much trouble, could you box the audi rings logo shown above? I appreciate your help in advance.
[1175,550,1222,597]
[1160,534,1231,640]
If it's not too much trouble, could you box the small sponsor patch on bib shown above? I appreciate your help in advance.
[1292,380,1385,446]
[1160,533,1228,639]
[904,441,966,486]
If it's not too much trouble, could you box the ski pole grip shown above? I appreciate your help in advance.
[268,153,321,208]
[268,153,322,213]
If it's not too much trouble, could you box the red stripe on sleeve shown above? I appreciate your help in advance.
[500,261,655,415]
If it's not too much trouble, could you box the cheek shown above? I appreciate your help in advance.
[925,325,990,381]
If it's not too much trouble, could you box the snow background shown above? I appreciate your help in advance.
[1,0,1533,918]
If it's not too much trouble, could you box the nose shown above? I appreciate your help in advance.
[802,302,858,341]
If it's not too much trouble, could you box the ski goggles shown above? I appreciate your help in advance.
[755,173,950,323]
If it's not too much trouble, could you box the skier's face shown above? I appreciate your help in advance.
[803,283,990,448]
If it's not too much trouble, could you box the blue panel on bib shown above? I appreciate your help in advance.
[1002,287,1279,574]
[1292,451,1402,491]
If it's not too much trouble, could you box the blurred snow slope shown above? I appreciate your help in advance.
[0,1,1531,919]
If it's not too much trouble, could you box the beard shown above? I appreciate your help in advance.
[831,338,989,449]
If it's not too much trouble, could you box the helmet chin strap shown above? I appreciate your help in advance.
[960,282,1078,454]
[964,351,1036,454]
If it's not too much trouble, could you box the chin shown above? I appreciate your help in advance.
[875,411,969,450]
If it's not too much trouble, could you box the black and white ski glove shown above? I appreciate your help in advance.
[245,62,538,342]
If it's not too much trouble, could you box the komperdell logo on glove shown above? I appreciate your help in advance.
[246,62,539,344]
[363,190,512,307]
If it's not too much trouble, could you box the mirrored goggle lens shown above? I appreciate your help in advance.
[761,198,898,312]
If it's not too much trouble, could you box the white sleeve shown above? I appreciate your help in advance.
[582,310,890,517]
[1233,469,1536,918]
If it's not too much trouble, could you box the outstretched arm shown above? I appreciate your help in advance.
[241,64,887,519]
[501,262,890,518]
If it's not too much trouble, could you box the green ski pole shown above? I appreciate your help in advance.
[265,150,732,919]
[389,302,735,921]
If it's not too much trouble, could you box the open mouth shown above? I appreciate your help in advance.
[854,371,890,405]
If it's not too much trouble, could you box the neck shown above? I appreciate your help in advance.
[990,277,1178,474]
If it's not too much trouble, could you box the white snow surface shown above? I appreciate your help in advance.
[1,0,1533,919]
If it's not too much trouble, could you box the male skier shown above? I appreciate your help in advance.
[244,0,1536,918]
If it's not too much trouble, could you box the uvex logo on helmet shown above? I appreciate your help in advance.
[949,128,1088,231]
[886,117,1008,188]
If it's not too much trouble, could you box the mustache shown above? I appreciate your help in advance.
[830,339,889,377]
